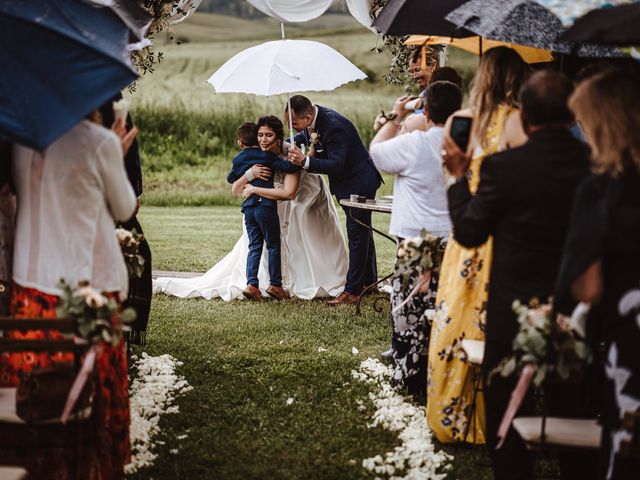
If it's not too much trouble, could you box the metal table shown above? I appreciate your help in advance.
[339,199,395,315]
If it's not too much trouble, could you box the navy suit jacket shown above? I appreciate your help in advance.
[227,147,299,210]
[294,106,382,199]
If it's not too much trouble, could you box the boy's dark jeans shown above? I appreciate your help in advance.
[244,205,282,288]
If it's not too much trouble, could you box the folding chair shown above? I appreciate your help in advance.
[0,316,93,479]
[461,339,485,442]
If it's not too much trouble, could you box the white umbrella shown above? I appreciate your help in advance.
[247,0,333,23]
[207,38,367,141]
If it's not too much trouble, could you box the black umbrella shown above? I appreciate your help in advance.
[445,0,625,57]
[560,3,640,46]
[373,0,474,37]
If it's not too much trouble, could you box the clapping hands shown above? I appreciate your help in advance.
[111,117,138,156]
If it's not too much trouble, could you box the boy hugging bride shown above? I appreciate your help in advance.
[154,114,347,302]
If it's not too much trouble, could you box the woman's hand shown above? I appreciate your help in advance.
[392,95,412,118]
[441,133,471,179]
[111,117,138,155]
[251,164,272,181]
[242,184,256,199]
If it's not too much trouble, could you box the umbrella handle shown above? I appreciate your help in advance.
[281,24,295,148]
[287,95,294,147]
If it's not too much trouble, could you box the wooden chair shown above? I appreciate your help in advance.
[0,316,93,479]
[0,466,28,480]
[461,339,485,443]
[513,416,601,450]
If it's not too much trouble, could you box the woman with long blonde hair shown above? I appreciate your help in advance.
[426,46,529,444]
[556,69,640,480]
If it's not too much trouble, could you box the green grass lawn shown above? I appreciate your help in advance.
[131,206,494,480]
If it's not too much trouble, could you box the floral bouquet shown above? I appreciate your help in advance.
[491,299,592,387]
[492,299,593,447]
[116,227,145,278]
[395,230,445,291]
[56,279,136,347]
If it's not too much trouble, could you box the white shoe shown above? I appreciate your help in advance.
[381,348,395,359]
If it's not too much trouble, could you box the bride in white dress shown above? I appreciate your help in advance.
[154,116,348,301]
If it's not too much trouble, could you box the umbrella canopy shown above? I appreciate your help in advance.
[247,0,333,23]
[372,0,474,37]
[346,0,376,32]
[534,0,637,27]
[560,3,640,45]
[85,0,153,41]
[406,35,553,64]
[0,0,138,151]
[207,39,367,96]
[445,0,625,57]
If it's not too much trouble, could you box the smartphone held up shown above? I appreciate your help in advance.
[450,116,472,152]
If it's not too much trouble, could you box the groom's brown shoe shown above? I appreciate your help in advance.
[328,291,358,306]
[243,284,264,302]
[266,285,291,301]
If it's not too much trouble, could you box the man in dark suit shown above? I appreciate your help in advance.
[443,71,595,480]
[285,95,383,305]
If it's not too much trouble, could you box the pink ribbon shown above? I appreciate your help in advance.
[61,344,98,424]
[496,364,537,449]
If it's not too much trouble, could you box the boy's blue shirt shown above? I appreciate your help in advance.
[227,147,300,211]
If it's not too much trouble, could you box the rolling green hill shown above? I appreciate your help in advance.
[170,11,366,43]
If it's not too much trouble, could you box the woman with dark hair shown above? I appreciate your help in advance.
[556,69,640,480]
[155,115,347,300]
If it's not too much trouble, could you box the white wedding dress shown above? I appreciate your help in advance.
[154,171,348,300]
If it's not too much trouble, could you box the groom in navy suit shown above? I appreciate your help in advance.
[286,95,383,305]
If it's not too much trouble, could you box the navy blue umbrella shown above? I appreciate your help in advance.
[0,0,139,151]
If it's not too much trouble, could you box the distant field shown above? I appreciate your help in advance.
[170,12,366,42]
[131,13,477,206]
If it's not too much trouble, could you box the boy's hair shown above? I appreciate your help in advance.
[237,122,258,147]
[425,81,462,124]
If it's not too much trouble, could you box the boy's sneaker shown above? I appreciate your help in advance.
[265,285,291,300]
[243,284,264,301]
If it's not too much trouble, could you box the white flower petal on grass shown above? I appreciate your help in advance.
[279,340,284,345]
[170,449,179,455]
[352,346,359,355]
[125,353,193,475]
[353,357,452,479]
[318,347,328,353]
[286,397,295,406]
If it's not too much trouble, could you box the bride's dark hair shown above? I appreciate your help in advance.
[256,115,285,142]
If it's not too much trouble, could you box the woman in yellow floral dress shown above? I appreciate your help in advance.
[426,47,530,444]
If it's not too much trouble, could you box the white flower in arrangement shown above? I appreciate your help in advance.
[115,227,134,244]
[75,284,107,309]
[351,346,360,355]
